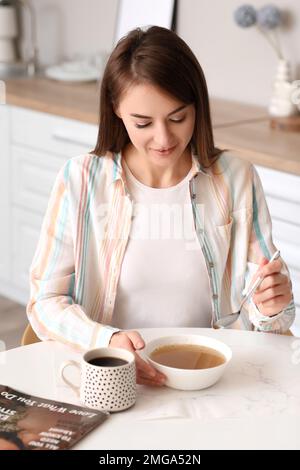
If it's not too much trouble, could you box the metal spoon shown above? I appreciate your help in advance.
[213,250,281,329]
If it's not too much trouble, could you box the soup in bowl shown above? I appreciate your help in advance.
[143,335,232,391]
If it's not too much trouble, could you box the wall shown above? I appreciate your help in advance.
[177,0,300,105]
[20,0,300,106]
[20,0,118,65]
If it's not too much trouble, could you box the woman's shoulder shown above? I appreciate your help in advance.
[60,152,115,183]
[68,151,113,169]
[209,150,254,179]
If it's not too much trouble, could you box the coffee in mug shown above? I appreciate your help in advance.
[60,347,136,412]
[88,357,128,367]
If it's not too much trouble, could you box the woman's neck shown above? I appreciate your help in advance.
[122,145,192,189]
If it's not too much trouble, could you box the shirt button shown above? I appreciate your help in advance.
[213,294,218,299]
[191,194,196,199]
[209,262,214,268]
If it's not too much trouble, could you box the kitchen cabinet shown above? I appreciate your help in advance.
[0,105,98,304]
[0,106,11,282]
[11,207,44,293]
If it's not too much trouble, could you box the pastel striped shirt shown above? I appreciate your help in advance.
[26,151,296,351]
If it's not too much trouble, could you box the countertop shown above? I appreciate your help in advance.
[5,76,100,125]
[214,120,300,176]
[4,76,300,175]
[1,327,300,450]
[5,76,267,127]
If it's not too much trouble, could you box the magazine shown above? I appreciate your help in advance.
[0,385,108,450]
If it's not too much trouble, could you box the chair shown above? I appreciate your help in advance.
[21,323,41,346]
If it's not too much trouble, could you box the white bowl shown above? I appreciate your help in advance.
[144,335,232,391]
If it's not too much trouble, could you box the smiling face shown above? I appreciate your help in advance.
[115,83,196,167]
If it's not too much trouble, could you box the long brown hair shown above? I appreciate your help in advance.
[91,26,222,167]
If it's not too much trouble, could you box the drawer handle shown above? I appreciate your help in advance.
[52,129,97,148]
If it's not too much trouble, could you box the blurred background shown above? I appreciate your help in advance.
[14,0,300,104]
[1,0,300,349]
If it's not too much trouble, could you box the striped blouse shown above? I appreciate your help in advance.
[26,151,295,351]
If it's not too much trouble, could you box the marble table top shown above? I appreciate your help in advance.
[1,327,299,449]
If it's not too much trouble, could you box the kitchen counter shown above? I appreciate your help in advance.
[214,120,300,176]
[4,76,300,175]
[5,76,267,127]
[5,76,100,125]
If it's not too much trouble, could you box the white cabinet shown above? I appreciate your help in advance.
[11,207,44,301]
[11,145,69,214]
[0,106,11,282]
[256,165,300,336]
[0,105,98,304]
[11,106,98,157]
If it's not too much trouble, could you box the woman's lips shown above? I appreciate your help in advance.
[152,145,177,156]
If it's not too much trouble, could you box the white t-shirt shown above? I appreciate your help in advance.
[112,160,212,329]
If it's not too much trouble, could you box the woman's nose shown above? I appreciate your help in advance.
[153,123,173,148]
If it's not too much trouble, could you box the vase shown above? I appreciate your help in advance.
[268,59,298,117]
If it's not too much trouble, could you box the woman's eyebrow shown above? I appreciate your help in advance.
[130,104,188,119]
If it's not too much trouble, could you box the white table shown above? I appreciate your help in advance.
[1,328,300,450]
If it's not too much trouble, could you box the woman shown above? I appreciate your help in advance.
[27,26,295,387]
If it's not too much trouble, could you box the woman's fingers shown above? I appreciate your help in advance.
[251,258,283,286]
[135,351,166,383]
[258,259,282,277]
[250,258,293,316]
[110,331,158,377]
[122,331,166,381]
[253,282,290,304]
[134,351,156,377]
[109,331,136,350]
[137,374,166,387]
[256,273,288,292]
[256,293,292,316]
[125,330,145,350]
[109,331,166,384]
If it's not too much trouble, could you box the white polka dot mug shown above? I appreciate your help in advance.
[60,347,136,412]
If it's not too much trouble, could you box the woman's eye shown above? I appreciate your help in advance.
[170,116,185,123]
[135,123,151,128]
[134,116,186,129]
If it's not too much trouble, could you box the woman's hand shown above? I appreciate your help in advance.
[109,330,166,386]
[252,257,293,316]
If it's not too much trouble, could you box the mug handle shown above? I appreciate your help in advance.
[59,360,81,397]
